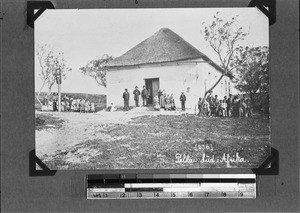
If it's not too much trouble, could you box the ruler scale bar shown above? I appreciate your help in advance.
[87,174,256,199]
[87,191,256,199]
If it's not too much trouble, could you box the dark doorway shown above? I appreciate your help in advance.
[145,78,159,105]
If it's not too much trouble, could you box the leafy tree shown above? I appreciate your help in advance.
[233,46,269,109]
[200,12,248,102]
[36,44,71,106]
[79,54,113,88]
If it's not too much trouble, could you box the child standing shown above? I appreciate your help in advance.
[91,102,95,112]
[154,96,160,111]
[221,100,227,117]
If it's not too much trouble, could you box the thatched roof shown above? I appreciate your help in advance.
[106,28,225,74]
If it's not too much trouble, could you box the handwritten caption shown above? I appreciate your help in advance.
[174,143,249,165]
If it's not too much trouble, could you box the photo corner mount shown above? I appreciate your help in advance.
[29,149,57,176]
[252,147,279,175]
[27,1,55,28]
[248,0,276,25]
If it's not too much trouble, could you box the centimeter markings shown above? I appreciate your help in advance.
[86,174,256,199]
[87,190,256,199]
[87,184,256,199]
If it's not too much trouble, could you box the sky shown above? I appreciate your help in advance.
[35,8,269,94]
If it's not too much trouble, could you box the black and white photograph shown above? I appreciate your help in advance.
[34,8,270,170]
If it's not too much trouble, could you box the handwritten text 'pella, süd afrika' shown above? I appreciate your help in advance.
[175,152,249,164]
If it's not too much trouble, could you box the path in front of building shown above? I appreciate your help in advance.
[35,107,194,159]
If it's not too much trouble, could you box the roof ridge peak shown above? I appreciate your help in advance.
[106,28,205,67]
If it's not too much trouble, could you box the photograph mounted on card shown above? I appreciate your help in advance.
[34,8,270,170]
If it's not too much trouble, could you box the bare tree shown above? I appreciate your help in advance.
[200,12,248,103]
[36,44,71,107]
[79,54,113,88]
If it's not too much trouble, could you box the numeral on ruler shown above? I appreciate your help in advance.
[93,193,101,197]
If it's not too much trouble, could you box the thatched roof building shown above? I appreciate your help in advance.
[105,28,235,109]
[106,28,224,74]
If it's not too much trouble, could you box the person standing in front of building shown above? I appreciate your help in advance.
[213,95,219,116]
[153,95,160,111]
[52,93,58,112]
[159,91,166,109]
[123,88,130,111]
[158,89,163,101]
[207,91,214,116]
[147,87,151,105]
[221,98,227,117]
[80,98,85,113]
[90,102,95,113]
[203,97,210,116]
[165,94,171,110]
[170,93,176,110]
[226,94,232,117]
[197,97,202,115]
[53,99,57,112]
[232,96,239,117]
[180,92,186,111]
[133,86,141,107]
[141,86,148,106]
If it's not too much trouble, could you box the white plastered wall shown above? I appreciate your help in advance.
[106,60,237,109]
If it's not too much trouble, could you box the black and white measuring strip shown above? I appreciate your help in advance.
[86,174,256,199]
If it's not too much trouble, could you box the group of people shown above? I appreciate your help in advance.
[122,86,150,111]
[197,92,253,118]
[154,89,178,111]
[123,86,151,111]
[41,94,96,113]
[122,86,253,117]
[122,86,187,111]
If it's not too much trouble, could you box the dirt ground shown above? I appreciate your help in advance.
[35,108,270,170]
